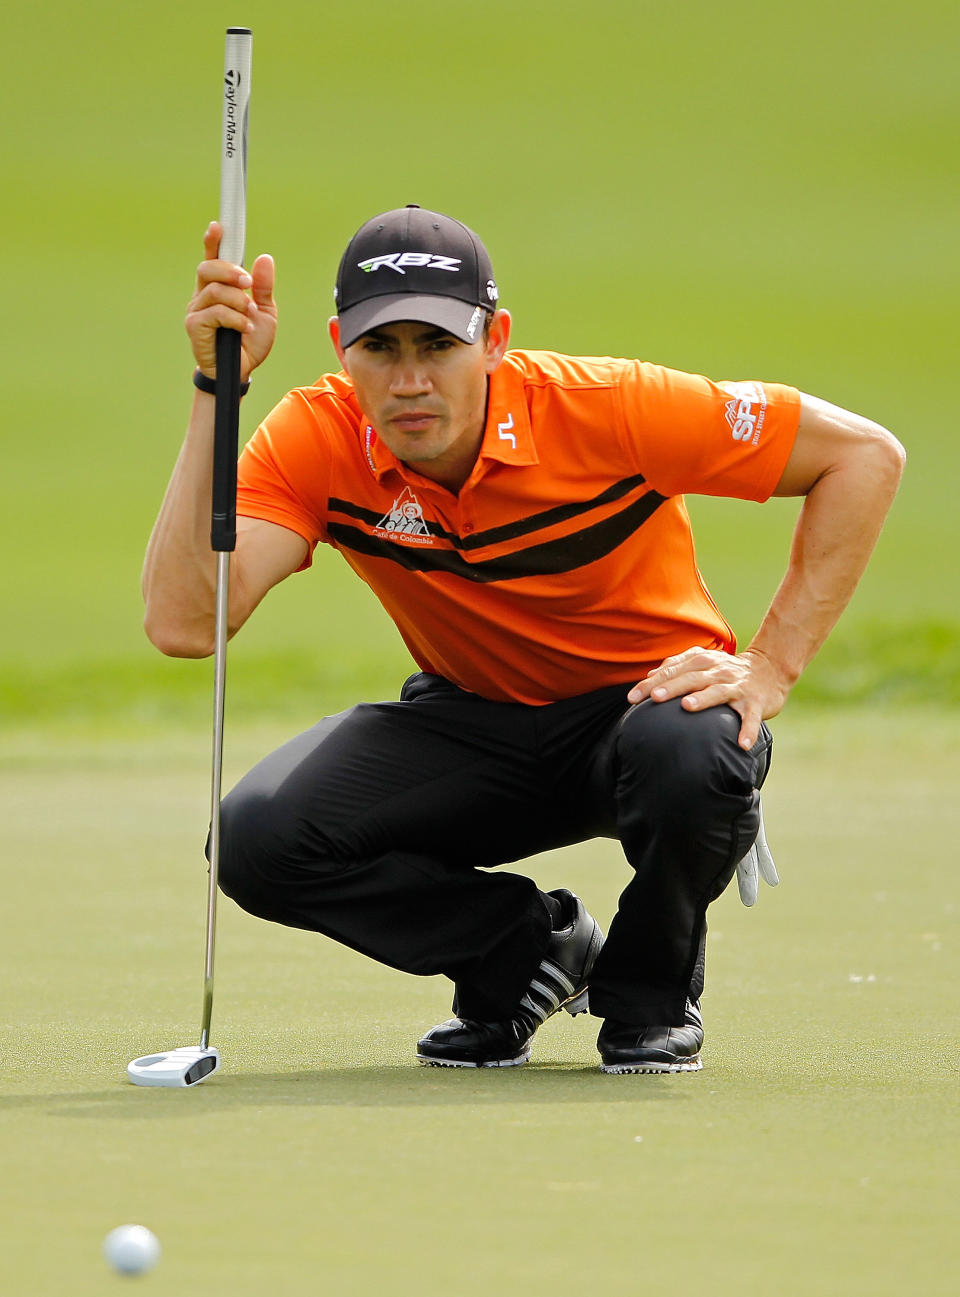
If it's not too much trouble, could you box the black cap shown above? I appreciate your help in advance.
[335,205,499,347]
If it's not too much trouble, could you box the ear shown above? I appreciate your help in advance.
[328,316,348,369]
[483,309,512,374]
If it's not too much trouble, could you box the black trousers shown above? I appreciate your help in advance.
[217,672,772,1027]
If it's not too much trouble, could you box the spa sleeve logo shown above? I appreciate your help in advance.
[720,381,768,446]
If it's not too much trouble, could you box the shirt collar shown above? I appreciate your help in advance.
[478,358,538,466]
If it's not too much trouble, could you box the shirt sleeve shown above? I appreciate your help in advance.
[616,361,802,501]
[236,388,336,565]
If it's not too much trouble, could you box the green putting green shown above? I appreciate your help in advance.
[1,712,957,1294]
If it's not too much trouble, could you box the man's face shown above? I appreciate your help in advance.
[330,314,510,486]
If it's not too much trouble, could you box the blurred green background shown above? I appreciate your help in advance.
[2,4,958,1295]
[3,0,957,728]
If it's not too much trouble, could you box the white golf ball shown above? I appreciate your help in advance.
[103,1224,161,1275]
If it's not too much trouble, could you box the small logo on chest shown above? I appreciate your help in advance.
[375,486,432,541]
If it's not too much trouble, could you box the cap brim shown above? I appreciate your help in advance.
[338,294,488,348]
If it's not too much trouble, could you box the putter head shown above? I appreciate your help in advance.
[127,1046,220,1088]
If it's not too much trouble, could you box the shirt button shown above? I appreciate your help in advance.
[462,524,474,535]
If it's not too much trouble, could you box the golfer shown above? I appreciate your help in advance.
[144,206,904,1073]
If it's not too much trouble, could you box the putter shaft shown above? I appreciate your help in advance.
[201,549,230,1050]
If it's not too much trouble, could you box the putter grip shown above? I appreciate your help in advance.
[211,27,252,553]
[219,28,251,266]
[211,329,241,551]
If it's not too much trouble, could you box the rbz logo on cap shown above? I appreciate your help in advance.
[358,252,462,275]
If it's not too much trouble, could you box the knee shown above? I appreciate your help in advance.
[614,698,756,818]
[216,782,318,916]
[215,786,272,911]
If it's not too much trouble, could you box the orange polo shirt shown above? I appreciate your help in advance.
[237,350,801,704]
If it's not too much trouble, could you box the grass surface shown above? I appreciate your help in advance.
[2,710,957,1295]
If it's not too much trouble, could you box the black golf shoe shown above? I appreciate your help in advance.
[416,890,604,1068]
[597,999,704,1074]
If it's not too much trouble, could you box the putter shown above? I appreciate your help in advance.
[128,27,252,1088]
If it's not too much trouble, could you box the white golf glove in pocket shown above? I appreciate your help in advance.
[735,798,780,907]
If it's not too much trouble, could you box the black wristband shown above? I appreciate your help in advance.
[193,368,250,397]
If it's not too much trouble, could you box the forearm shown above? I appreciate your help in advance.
[145,228,283,656]
[630,395,904,747]
[745,433,905,689]
[142,392,220,657]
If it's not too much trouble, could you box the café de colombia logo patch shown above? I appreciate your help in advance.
[375,486,432,543]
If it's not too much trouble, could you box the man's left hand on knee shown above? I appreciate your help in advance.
[628,647,789,750]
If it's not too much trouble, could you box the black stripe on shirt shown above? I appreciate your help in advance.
[328,472,649,552]
[327,489,667,583]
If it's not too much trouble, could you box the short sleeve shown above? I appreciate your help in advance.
[616,361,801,501]
[237,388,336,560]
